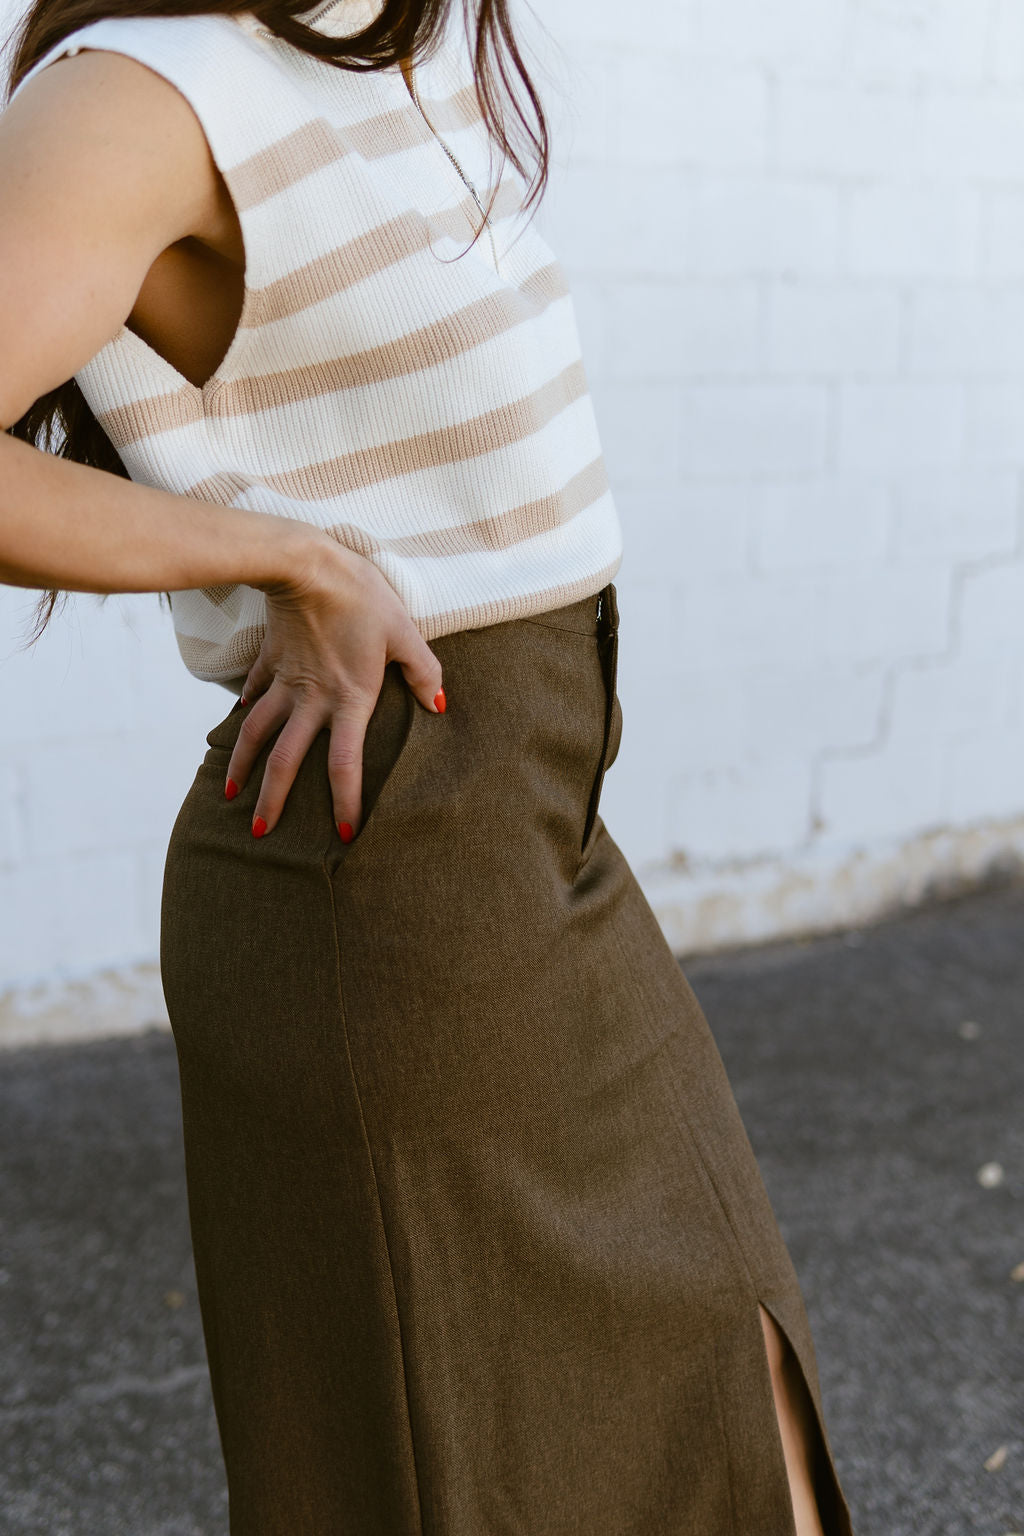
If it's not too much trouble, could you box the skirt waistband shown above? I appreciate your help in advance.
[522,582,619,638]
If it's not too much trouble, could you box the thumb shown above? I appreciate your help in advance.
[240,649,273,706]
[393,621,446,714]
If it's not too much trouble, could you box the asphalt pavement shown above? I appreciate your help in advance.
[2,882,1023,1535]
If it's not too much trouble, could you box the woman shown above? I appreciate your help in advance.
[0,0,855,1530]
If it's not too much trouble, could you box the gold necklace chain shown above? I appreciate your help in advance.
[404,68,501,276]
[257,0,346,29]
[252,0,350,41]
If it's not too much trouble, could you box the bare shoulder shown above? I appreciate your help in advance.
[0,45,225,264]
[0,45,226,428]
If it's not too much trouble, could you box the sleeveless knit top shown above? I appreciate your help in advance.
[7,0,623,689]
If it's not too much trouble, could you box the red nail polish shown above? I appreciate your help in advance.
[252,815,267,838]
[337,821,354,843]
[434,687,446,713]
[239,695,248,706]
[225,778,238,800]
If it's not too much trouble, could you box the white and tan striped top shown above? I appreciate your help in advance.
[9,0,623,689]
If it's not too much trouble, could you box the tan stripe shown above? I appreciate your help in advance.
[286,102,432,172]
[186,358,589,509]
[344,84,482,154]
[323,456,610,560]
[228,118,352,212]
[177,555,622,677]
[227,85,482,212]
[176,626,266,682]
[99,177,528,444]
[209,261,569,421]
[417,557,623,643]
[243,175,524,329]
[197,582,238,606]
[421,83,483,132]
[99,381,203,443]
[194,456,608,606]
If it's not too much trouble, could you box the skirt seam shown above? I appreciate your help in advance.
[601,890,762,1297]
[600,889,807,1533]
[321,856,428,1536]
[602,887,853,1536]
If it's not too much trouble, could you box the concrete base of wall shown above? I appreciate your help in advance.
[4,815,1024,1048]
[644,815,1024,957]
[0,962,170,1051]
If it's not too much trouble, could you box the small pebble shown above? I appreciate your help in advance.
[958,1020,982,1040]
[978,1162,1006,1189]
[985,1444,1008,1472]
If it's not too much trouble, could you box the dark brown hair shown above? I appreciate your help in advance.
[2,0,550,645]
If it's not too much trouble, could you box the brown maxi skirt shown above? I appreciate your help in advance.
[159,581,855,1536]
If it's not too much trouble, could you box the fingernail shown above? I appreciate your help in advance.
[337,821,354,843]
[225,778,238,800]
[239,695,248,706]
[434,687,446,713]
[252,815,267,838]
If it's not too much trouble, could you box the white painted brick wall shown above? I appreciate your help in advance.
[0,586,225,1012]
[534,0,1024,952]
[4,0,1024,1034]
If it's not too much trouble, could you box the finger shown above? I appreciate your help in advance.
[250,710,324,837]
[239,652,273,707]
[326,708,371,842]
[391,619,446,714]
[223,685,290,801]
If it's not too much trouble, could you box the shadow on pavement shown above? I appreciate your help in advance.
[689,882,1024,1536]
[2,883,1023,1534]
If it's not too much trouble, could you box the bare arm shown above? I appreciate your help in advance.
[0,48,444,837]
[0,47,325,596]
[0,429,326,595]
